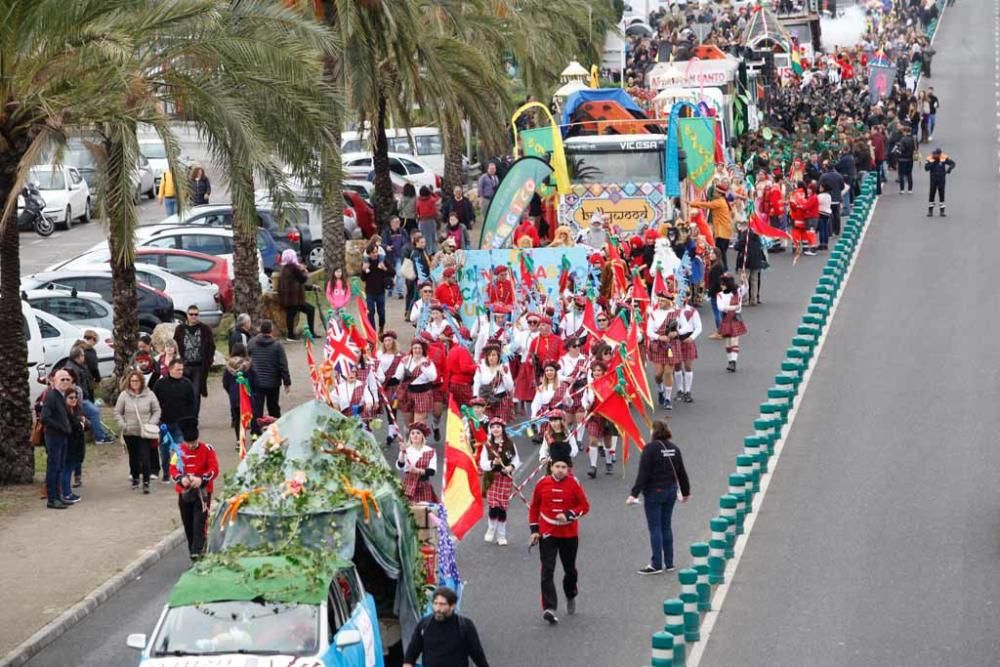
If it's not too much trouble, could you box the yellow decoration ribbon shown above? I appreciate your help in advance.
[340,475,381,523]
[219,487,265,531]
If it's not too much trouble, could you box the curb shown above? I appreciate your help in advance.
[0,528,185,667]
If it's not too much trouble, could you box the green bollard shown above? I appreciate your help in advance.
[711,516,732,559]
[690,543,711,611]
[728,474,747,533]
[663,599,686,665]
[737,454,758,495]
[678,569,700,642]
[651,631,674,667]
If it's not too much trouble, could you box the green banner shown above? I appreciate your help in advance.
[478,156,553,250]
[520,127,554,158]
[678,117,717,189]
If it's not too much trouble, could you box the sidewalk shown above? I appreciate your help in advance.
[0,296,410,658]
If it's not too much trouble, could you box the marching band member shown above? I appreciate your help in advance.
[486,265,516,307]
[472,304,511,361]
[580,361,617,479]
[446,326,477,408]
[424,330,450,442]
[424,302,450,341]
[646,291,678,409]
[674,295,702,402]
[394,339,438,427]
[538,409,578,466]
[531,361,568,422]
[334,364,376,424]
[559,295,591,348]
[558,338,588,429]
[407,282,435,326]
[472,343,515,422]
[479,418,521,546]
[396,422,438,503]
[512,312,541,413]
[717,274,749,373]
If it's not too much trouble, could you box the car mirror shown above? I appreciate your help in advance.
[125,633,147,650]
[36,363,48,381]
[334,629,362,649]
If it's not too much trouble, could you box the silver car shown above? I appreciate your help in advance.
[23,288,115,332]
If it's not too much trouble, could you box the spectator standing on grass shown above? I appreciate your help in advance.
[227,313,253,355]
[152,358,196,482]
[360,242,394,335]
[189,165,211,205]
[40,370,73,510]
[628,420,691,575]
[477,162,500,219]
[404,586,489,667]
[173,305,215,418]
[61,387,86,506]
[114,370,161,494]
[170,423,219,561]
[248,320,290,420]
[278,249,317,340]
[64,346,112,445]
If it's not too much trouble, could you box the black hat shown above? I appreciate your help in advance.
[547,440,573,466]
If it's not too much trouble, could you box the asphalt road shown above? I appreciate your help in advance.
[699,3,1000,666]
[23,225,828,666]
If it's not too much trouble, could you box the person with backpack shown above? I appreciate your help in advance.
[403,586,489,667]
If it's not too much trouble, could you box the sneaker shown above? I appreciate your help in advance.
[587,466,597,479]
[566,597,576,615]
[484,526,496,543]
[162,478,174,485]
[542,609,559,625]
[664,397,672,411]
[96,439,115,446]
[150,473,158,481]
[637,565,663,575]
[61,494,81,504]
[664,565,676,573]
[47,500,68,510]
[497,536,508,546]
[131,480,139,490]
[286,336,300,342]
[803,250,817,256]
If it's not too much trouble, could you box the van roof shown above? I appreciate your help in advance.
[342,126,439,141]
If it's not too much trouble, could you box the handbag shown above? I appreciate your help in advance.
[134,401,160,440]
[31,419,44,447]
[400,257,417,281]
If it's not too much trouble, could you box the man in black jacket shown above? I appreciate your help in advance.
[173,305,216,418]
[40,370,74,509]
[65,346,112,445]
[248,320,290,420]
[152,358,196,481]
[404,587,488,667]
[818,162,846,235]
[227,313,253,355]
[924,148,956,217]
[895,126,917,194]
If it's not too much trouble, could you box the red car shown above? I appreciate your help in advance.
[344,191,376,239]
[131,248,234,311]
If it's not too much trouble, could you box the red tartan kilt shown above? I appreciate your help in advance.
[669,340,686,365]
[404,475,438,503]
[647,341,672,365]
[563,388,586,413]
[485,395,515,422]
[719,313,748,338]
[403,387,435,414]
[486,472,513,509]
[586,415,614,438]
[513,362,537,401]
[681,339,698,361]
[449,383,473,408]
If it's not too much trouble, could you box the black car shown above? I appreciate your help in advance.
[24,273,175,334]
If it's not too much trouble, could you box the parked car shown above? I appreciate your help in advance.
[29,165,92,229]
[21,272,174,334]
[342,179,374,202]
[138,138,191,190]
[342,151,440,193]
[131,226,273,287]
[19,300,48,406]
[155,204,312,270]
[33,309,115,379]
[57,141,156,202]
[46,248,233,312]
[23,287,116,332]
[342,126,453,177]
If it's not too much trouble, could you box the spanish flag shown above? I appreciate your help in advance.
[443,396,483,540]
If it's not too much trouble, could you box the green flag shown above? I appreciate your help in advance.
[679,117,717,189]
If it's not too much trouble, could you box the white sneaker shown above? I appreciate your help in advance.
[484,526,496,543]
[497,536,508,546]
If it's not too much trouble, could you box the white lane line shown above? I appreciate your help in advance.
[687,195,880,667]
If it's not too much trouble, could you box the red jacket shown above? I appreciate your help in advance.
[435,282,463,310]
[170,441,220,494]
[446,344,477,388]
[513,221,540,247]
[427,341,449,392]
[789,189,809,223]
[415,194,439,219]
[486,278,515,307]
[529,473,590,538]
[531,333,564,367]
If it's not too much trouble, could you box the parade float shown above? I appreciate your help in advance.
[127,400,460,667]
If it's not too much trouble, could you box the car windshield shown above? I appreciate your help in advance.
[141,142,167,159]
[565,149,663,184]
[388,135,442,156]
[63,149,96,171]
[30,168,65,190]
[151,601,319,658]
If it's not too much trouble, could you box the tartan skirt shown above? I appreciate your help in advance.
[647,341,673,365]
[681,339,698,361]
[719,312,748,338]
[433,387,448,405]
[403,474,438,504]
[449,383,473,408]
[400,385,435,414]
[485,394,515,422]
[586,415,616,438]
[485,472,514,509]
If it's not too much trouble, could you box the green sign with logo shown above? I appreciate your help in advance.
[678,117,717,189]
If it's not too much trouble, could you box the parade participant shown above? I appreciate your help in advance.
[628,420,691,575]
[480,418,521,546]
[472,343,515,422]
[512,312,541,412]
[472,304,511,362]
[446,326,477,407]
[170,423,219,561]
[434,267,463,311]
[530,361,568,426]
[557,339,588,429]
[425,303,450,341]
[513,215,541,247]
[466,398,489,463]
[394,339,439,427]
[486,265,516,308]
[426,330,450,442]
[579,212,608,249]
[646,291,678,409]
[377,331,404,433]
[674,294,702,403]
[538,409,578,466]
[529,453,590,624]
[717,274,748,373]
[924,147,955,217]
[408,282,435,326]
[690,182,733,270]
[788,181,818,261]
[548,225,574,247]
[524,317,563,406]
[396,422,438,504]
[559,295,592,349]
[334,364,376,424]
[580,361,617,478]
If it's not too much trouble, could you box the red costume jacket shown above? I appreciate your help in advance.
[427,340,449,392]
[435,282,463,310]
[170,441,220,494]
[531,333,564,368]
[446,344,477,387]
[529,474,590,538]
[486,277,515,307]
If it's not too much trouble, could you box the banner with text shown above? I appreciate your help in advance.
[478,156,554,249]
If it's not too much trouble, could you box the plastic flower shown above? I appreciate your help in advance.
[283,470,307,497]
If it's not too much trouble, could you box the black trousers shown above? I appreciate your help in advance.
[897,160,914,192]
[539,536,578,611]
[254,385,282,420]
[183,364,204,417]
[929,180,946,204]
[285,303,316,337]
[179,490,211,558]
[715,238,730,271]
[830,203,842,236]
[124,435,151,484]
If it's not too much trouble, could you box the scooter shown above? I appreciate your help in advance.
[16,184,55,237]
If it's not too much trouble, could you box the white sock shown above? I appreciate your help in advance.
[497,522,507,539]
[673,371,683,394]
[487,518,497,532]
[659,382,667,395]
[727,351,737,362]
[588,444,598,467]
[684,371,694,394]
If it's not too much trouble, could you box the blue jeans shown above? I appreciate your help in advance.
[710,295,722,330]
[818,213,831,248]
[928,113,936,136]
[392,258,405,297]
[643,486,678,570]
[44,432,68,502]
[81,399,108,442]
[164,197,177,215]
[366,292,386,330]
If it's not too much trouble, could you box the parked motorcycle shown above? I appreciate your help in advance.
[16,184,55,237]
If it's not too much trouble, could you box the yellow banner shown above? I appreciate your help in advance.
[572,197,657,229]
[511,102,570,195]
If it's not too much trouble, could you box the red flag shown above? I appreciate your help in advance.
[590,367,645,464]
[631,272,650,304]
[581,299,600,352]
[602,316,628,346]
[354,295,377,350]
[749,212,792,240]
[623,318,654,409]
[304,336,332,404]
[236,373,254,459]
[691,209,715,247]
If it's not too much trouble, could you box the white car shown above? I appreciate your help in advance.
[341,151,440,193]
[139,138,191,190]
[21,300,48,405]
[33,309,115,379]
[23,288,116,332]
[70,263,223,327]
[29,165,92,229]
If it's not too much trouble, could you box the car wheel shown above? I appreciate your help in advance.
[81,198,91,223]
[146,183,156,199]
[307,241,323,271]
[133,187,140,205]
[62,205,73,230]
